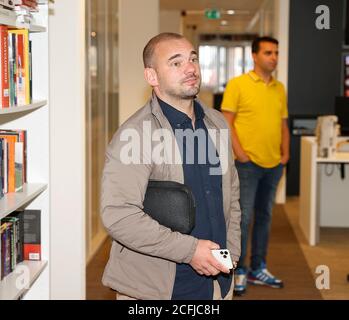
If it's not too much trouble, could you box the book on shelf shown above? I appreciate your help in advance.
[16,33,25,106]
[1,129,27,184]
[0,222,13,280]
[14,141,23,192]
[0,25,9,108]
[1,137,8,194]
[8,29,30,106]
[9,211,24,264]
[8,32,17,107]
[0,224,2,279]
[23,209,41,261]
[0,129,27,197]
[0,223,9,279]
[0,139,3,198]
[0,27,33,109]
[1,216,19,270]
[29,39,32,102]
[0,134,16,193]
[0,210,40,281]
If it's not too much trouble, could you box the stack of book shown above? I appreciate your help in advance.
[0,210,41,280]
[0,129,27,198]
[0,26,32,108]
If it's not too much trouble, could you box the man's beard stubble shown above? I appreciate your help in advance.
[170,79,201,100]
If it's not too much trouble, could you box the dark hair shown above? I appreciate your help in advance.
[252,36,279,53]
[143,32,185,68]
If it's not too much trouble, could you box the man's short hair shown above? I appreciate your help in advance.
[252,36,279,53]
[143,32,185,68]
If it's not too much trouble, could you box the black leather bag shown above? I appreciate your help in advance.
[143,180,196,234]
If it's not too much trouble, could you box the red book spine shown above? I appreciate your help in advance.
[24,244,41,261]
[0,26,9,108]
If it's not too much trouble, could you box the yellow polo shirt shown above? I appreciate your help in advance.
[221,71,288,168]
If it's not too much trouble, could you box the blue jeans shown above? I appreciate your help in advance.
[235,161,284,270]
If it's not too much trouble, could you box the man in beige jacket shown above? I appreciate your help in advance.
[100,33,241,300]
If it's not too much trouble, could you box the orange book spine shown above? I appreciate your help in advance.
[0,135,17,193]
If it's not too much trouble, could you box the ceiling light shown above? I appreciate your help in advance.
[227,10,235,15]
[221,20,228,26]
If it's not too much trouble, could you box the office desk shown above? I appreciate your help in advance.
[299,137,349,245]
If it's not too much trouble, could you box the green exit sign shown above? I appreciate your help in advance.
[205,9,221,19]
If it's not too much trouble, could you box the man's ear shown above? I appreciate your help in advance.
[252,52,257,63]
[144,67,159,87]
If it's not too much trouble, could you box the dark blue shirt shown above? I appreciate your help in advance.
[158,98,232,300]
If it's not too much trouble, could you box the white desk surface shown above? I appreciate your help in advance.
[300,137,349,246]
[316,152,349,163]
[302,137,349,163]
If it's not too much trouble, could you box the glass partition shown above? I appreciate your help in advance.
[85,0,119,261]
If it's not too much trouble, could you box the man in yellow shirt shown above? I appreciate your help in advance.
[221,36,290,295]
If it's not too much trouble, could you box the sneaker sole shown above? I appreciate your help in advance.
[247,279,284,289]
[233,289,246,296]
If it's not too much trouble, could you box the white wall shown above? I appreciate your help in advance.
[49,0,86,299]
[274,0,290,204]
[160,10,181,34]
[274,0,290,89]
[119,0,159,125]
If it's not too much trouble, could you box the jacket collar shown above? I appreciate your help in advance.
[158,97,205,128]
[150,91,218,130]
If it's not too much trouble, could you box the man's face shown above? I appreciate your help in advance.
[149,38,201,100]
[253,41,278,73]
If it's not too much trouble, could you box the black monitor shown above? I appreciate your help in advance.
[289,115,318,136]
[335,96,349,135]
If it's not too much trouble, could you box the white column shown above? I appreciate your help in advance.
[119,0,159,125]
[274,0,290,89]
[49,0,86,299]
[274,0,290,204]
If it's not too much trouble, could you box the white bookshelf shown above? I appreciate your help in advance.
[0,183,47,220]
[0,3,49,300]
[0,260,48,300]
[0,100,47,115]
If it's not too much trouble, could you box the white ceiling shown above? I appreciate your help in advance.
[160,0,268,34]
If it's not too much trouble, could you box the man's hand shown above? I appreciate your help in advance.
[222,111,250,164]
[236,152,250,163]
[280,153,289,165]
[189,240,230,276]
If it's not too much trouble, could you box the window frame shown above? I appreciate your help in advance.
[199,41,253,92]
